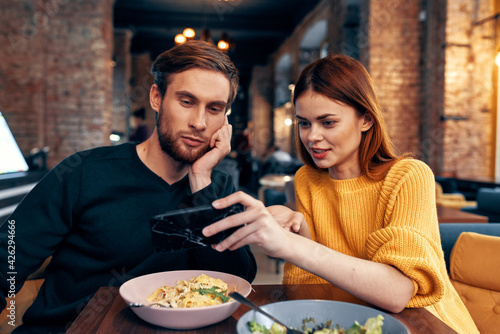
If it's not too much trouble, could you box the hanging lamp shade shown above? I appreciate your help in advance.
[200,28,213,44]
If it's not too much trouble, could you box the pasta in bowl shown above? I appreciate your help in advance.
[147,273,231,308]
[119,270,252,329]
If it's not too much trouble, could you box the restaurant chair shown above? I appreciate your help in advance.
[447,232,500,334]
[0,257,51,333]
[263,188,286,206]
[435,182,476,209]
[461,187,500,222]
[439,223,500,272]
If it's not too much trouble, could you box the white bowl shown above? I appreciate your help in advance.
[119,270,251,329]
[237,300,410,334]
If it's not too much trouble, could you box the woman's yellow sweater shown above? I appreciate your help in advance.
[283,159,478,334]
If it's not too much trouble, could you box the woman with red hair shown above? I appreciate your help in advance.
[204,55,478,334]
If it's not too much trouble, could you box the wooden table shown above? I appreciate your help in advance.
[67,284,457,333]
[437,205,488,223]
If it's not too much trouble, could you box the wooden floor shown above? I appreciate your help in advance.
[250,244,284,285]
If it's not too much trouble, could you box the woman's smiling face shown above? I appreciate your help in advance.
[295,90,373,180]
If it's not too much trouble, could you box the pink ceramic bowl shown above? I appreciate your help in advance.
[119,270,252,329]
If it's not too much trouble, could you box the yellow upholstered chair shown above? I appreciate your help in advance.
[435,182,477,209]
[449,232,500,334]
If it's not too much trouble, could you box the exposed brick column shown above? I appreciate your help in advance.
[0,0,114,168]
[421,0,447,175]
[112,29,133,142]
[442,0,495,178]
[249,65,274,158]
[131,53,155,136]
[0,0,46,159]
[365,0,424,157]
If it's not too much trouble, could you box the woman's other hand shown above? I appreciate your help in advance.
[266,205,310,238]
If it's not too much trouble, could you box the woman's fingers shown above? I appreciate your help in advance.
[213,218,264,251]
[290,211,305,232]
[204,191,284,252]
[266,205,305,233]
[212,191,258,210]
[203,191,263,236]
[204,191,296,256]
[203,206,253,237]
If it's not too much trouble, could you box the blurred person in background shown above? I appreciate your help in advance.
[128,107,151,143]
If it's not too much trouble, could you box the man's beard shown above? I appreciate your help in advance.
[156,111,210,164]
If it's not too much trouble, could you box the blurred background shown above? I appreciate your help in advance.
[1,0,499,197]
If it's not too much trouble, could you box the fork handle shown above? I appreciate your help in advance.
[228,292,291,330]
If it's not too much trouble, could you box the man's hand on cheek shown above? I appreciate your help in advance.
[188,116,232,192]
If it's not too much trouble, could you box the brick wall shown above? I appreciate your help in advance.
[442,0,495,178]
[131,53,155,136]
[0,1,46,160]
[251,0,498,179]
[366,0,424,157]
[249,65,274,158]
[112,29,133,141]
[0,0,114,168]
[420,0,447,174]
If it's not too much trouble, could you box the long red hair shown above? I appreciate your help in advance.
[293,54,407,180]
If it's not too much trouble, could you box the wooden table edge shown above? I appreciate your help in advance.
[67,285,458,333]
[66,287,117,333]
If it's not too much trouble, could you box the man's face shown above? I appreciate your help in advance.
[154,68,230,164]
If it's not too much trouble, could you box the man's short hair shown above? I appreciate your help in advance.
[151,40,239,111]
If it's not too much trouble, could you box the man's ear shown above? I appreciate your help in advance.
[361,113,375,132]
[150,84,162,112]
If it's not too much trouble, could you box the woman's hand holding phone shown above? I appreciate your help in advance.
[203,191,307,259]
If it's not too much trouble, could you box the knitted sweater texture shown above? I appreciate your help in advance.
[283,159,478,334]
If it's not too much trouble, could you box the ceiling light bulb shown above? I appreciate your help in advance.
[183,28,195,38]
[175,34,187,44]
[218,40,229,50]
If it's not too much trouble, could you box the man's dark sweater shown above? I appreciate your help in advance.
[0,143,256,332]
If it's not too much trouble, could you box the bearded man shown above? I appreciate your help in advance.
[0,40,256,333]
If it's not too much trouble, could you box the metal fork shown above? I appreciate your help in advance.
[229,292,303,334]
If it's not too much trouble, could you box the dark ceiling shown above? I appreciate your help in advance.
[113,0,323,78]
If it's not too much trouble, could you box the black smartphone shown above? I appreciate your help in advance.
[150,203,244,252]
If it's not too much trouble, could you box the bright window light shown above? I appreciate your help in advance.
[110,134,121,142]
